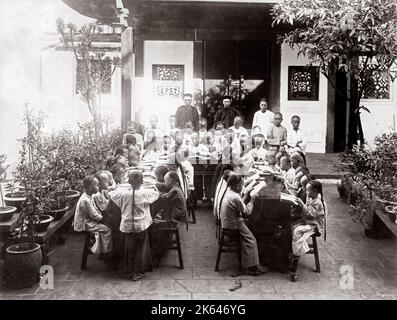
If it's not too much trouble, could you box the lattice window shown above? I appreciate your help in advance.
[288,66,319,101]
[359,64,390,100]
[152,64,184,97]
[76,59,112,95]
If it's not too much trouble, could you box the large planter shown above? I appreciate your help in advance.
[4,192,26,212]
[55,190,81,206]
[5,243,42,289]
[0,206,17,222]
[34,214,54,233]
[46,205,69,221]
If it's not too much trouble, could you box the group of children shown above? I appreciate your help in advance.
[109,108,306,170]
[72,104,324,280]
[73,155,190,281]
[212,149,327,276]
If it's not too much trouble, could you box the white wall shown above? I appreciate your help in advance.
[280,44,328,153]
[41,49,121,134]
[360,84,397,147]
[134,41,195,129]
[0,0,96,171]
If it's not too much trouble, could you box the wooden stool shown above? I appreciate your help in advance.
[80,231,92,270]
[215,228,242,272]
[307,230,321,273]
[290,229,321,281]
[158,222,184,269]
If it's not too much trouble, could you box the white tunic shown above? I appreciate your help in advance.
[252,110,275,136]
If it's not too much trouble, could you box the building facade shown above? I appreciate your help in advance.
[60,0,397,153]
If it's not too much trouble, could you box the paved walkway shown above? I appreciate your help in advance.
[0,185,396,300]
[306,153,344,178]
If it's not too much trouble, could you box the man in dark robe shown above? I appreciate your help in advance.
[175,93,199,131]
[213,96,242,129]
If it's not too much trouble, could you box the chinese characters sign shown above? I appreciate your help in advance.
[152,64,184,97]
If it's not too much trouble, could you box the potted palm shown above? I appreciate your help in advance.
[0,154,17,221]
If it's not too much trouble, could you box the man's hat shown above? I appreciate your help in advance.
[222,95,232,100]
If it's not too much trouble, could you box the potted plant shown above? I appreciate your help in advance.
[0,154,18,221]
[337,133,397,237]
[4,187,48,288]
[44,179,71,221]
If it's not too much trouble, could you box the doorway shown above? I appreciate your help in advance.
[203,40,272,128]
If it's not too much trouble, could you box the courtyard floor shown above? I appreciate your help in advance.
[0,185,396,300]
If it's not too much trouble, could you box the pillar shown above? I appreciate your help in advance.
[121,27,134,132]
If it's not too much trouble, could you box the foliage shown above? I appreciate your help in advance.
[272,0,397,147]
[0,154,9,207]
[56,18,121,126]
[205,76,249,110]
[10,107,122,247]
[12,106,52,246]
[337,132,397,227]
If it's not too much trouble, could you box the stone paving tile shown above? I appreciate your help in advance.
[2,185,396,300]
[140,280,180,293]
[160,267,193,280]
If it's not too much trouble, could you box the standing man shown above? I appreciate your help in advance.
[252,98,274,138]
[175,93,199,131]
[287,115,306,154]
[214,95,242,129]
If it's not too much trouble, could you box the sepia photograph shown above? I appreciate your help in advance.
[0,0,396,306]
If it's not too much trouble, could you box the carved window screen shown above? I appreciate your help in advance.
[288,66,319,101]
[359,64,390,100]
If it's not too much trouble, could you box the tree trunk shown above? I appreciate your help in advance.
[347,58,360,149]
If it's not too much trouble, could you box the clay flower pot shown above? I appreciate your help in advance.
[5,243,43,289]
[0,206,17,222]
[4,192,26,212]
[46,205,69,221]
[34,214,54,233]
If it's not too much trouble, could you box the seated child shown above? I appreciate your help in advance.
[73,175,112,256]
[127,143,140,167]
[156,171,189,224]
[247,134,268,162]
[219,174,267,275]
[93,170,111,212]
[280,155,295,186]
[198,118,208,143]
[151,161,167,189]
[292,180,326,257]
[123,121,143,150]
[114,145,129,161]
[110,162,127,185]
[296,174,311,203]
[102,169,117,191]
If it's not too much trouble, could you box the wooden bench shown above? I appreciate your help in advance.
[35,209,75,244]
[373,208,397,238]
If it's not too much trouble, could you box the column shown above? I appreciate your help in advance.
[121,27,134,132]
